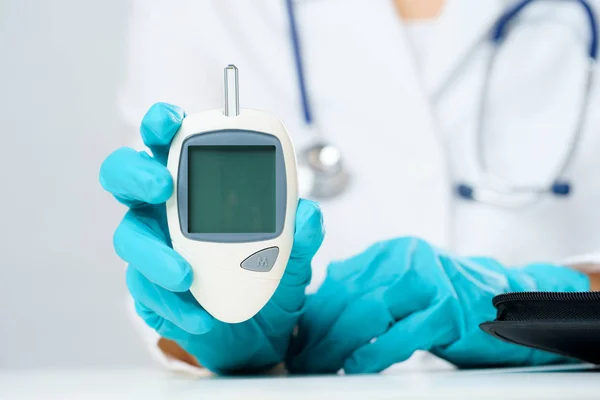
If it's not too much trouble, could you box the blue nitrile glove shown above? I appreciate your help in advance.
[287,237,589,374]
[100,102,324,374]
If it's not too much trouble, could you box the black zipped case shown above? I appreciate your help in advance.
[480,292,600,364]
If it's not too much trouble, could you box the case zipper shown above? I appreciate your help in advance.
[493,291,600,307]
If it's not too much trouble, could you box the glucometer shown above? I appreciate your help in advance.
[166,65,298,323]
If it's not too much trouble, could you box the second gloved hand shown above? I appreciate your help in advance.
[287,237,589,374]
[100,103,325,374]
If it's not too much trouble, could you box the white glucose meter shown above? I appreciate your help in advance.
[166,65,298,323]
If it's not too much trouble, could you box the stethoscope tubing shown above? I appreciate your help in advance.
[285,0,598,206]
[463,0,598,206]
[285,0,314,125]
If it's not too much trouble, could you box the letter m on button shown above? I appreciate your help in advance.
[256,256,268,269]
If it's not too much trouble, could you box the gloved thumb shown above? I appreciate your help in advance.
[283,199,325,287]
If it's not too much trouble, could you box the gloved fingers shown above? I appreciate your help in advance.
[377,237,444,319]
[384,272,437,321]
[289,199,325,264]
[287,241,403,358]
[140,102,185,165]
[289,289,394,374]
[286,290,347,366]
[99,147,173,207]
[127,267,214,335]
[114,209,192,292]
[264,200,324,317]
[343,301,456,374]
[278,199,325,289]
[134,302,193,342]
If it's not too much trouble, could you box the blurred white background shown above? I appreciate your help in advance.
[0,0,152,367]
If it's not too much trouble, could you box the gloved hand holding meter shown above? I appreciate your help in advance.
[100,66,590,374]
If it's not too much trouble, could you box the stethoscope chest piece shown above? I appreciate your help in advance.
[298,141,350,199]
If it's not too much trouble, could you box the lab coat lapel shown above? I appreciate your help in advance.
[426,0,505,97]
[293,0,453,266]
[293,0,439,147]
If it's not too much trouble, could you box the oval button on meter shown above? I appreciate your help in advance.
[241,247,280,272]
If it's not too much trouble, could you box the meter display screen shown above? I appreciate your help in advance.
[187,145,276,234]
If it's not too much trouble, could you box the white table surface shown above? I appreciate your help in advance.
[1,364,599,400]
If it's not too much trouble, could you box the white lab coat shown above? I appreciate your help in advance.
[119,0,600,374]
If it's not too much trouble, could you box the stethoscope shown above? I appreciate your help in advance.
[285,0,598,206]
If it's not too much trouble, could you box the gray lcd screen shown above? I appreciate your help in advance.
[187,145,276,234]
